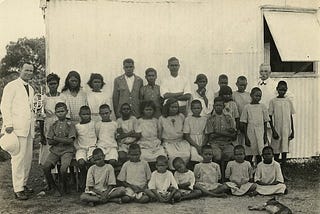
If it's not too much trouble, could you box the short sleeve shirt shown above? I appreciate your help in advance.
[86,164,116,192]
[148,170,178,192]
[160,74,191,106]
[47,120,76,155]
[205,112,236,141]
[117,160,152,189]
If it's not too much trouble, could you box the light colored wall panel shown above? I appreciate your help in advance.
[45,0,320,157]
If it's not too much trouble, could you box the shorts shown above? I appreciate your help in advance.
[44,152,74,169]
[76,146,96,161]
[209,141,234,161]
[125,187,145,199]
[99,147,118,161]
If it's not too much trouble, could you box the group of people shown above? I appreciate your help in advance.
[0,57,294,204]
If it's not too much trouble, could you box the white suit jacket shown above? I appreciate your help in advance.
[0,78,35,137]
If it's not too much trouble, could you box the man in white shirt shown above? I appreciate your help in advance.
[0,62,35,200]
[160,57,191,116]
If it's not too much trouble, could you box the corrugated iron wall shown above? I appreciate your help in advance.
[44,0,320,158]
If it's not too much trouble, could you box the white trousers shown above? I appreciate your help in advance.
[11,131,33,192]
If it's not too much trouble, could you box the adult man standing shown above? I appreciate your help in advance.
[0,62,35,200]
[113,58,143,118]
[160,57,191,116]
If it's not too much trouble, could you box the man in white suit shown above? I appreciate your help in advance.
[1,62,35,200]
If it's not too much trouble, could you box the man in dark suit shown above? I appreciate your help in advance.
[112,58,143,118]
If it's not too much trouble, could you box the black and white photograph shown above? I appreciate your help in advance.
[0,0,319,213]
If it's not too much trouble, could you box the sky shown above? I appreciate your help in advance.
[0,0,44,60]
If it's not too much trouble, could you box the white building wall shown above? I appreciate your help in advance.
[44,0,320,158]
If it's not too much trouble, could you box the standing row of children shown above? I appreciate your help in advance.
[39,63,294,203]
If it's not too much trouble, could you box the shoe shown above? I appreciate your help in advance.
[23,186,34,194]
[15,191,28,200]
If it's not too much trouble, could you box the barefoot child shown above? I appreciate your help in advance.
[240,87,270,164]
[80,148,126,205]
[254,146,287,195]
[140,68,163,118]
[173,157,202,201]
[145,155,181,203]
[269,81,295,165]
[183,100,207,165]
[194,145,228,197]
[137,101,166,167]
[42,102,76,196]
[117,144,151,203]
[75,106,97,189]
[225,145,256,196]
[233,76,251,146]
[95,104,118,166]
[116,103,141,165]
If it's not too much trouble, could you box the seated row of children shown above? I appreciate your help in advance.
[79,144,286,206]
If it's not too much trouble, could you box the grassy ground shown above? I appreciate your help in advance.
[0,140,319,214]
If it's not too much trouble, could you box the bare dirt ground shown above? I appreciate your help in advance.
[0,140,319,214]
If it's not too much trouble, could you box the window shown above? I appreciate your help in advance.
[263,9,320,77]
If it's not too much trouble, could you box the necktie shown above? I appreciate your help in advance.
[24,84,29,96]
[260,81,266,86]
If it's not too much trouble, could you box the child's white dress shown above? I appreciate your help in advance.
[233,91,251,146]
[174,170,195,195]
[194,162,222,190]
[183,116,206,162]
[136,118,166,162]
[269,97,295,154]
[87,90,114,122]
[95,121,118,161]
[159,114,191,169]
[148,170,178,195]
[225,160,255,195]
[75,121,97,161]
[240,103,270,155]
[255,160,286,195]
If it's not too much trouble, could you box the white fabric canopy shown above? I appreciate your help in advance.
[264,11,320,61]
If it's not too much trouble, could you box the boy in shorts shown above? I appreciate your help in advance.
[42,102,76,196]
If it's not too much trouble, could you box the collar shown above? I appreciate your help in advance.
[259,78,270,85]
[17,77,28,85]
[124,74,134,80]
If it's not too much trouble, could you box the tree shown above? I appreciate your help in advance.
[0,37,46,94]
[0,36,46,114]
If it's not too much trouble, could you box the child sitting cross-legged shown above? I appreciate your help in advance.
[194,145,228,198]
[117,144,151,203]
[225,145,256,196]
[145,155,181,203]
[254,146,287,196]
[172,157,202,201]
[80,148,126,206]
